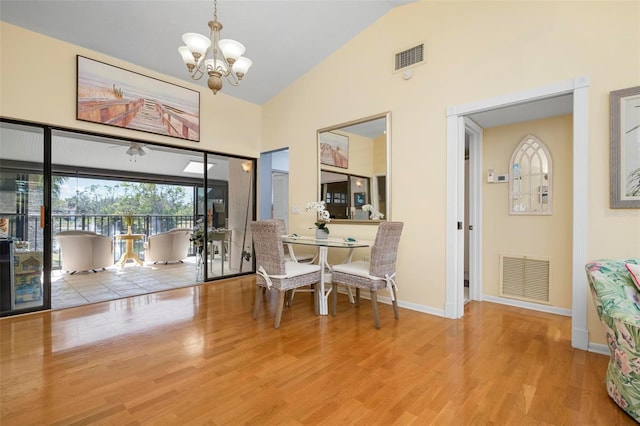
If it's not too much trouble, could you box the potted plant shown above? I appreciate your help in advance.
[189,219,206,254]
[123,212,134,234]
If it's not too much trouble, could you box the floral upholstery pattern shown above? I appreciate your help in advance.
[586,258,640,422]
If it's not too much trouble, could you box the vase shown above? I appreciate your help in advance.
[316,228,328,239]
[195,251,204,281]
[127,225,132,235]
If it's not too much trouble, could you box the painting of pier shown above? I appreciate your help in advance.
[77,56,200,142]
[320,131,349,169]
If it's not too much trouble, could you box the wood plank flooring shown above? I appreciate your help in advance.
[0,277,634,425]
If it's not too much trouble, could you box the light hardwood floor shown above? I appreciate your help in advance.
[0,277,633,425]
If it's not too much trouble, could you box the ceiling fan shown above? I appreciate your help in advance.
[108,142,147,161]
[106,140,196,162]
[125,142,146,160]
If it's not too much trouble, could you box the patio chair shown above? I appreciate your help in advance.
[57,230,114,274]
[143,228,191,264]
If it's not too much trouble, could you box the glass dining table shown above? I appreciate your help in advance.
[281,235,371,315]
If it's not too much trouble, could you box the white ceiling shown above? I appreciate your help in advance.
[0,0,413,105]
[467,94,574,128]
[0,122,235,180]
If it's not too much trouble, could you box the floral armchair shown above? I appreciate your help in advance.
[586,258,640,421]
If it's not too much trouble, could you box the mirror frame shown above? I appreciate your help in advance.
[317,111,391,224]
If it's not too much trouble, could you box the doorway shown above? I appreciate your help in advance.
[259,148,290,227]
[463,119,483,305]
[445,76,590,350]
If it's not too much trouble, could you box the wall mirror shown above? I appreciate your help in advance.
[509,134,552,215]
[317,112,390,223]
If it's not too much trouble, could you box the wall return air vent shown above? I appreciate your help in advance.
[394,43,424,71]
[500,255,550,304]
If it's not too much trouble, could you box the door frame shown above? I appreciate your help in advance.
[444,76,590,350]
[465,118,483,302]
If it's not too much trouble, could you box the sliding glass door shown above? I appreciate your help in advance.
[1,118,256,316]
[0,122,47,316]
[204,156,254,279]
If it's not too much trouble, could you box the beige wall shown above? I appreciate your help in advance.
[261,1,640,335]
[482,115,573,309]
[0,22,261,157]
[322,131,373,177]
[373,134,386,175]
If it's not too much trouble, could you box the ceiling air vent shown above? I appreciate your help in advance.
[394,43,424,71]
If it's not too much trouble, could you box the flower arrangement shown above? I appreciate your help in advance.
[190,219,206,253]
[362,204,384,220]
[122,211,134,233]
[123,211,134,227]
[190,220,233,257]
[305,201,331,234]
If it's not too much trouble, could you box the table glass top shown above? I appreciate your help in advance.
[281,235,371,248]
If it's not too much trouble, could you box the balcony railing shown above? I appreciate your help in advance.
[4,214,197,269]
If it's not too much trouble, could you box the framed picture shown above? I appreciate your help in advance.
[76,55,200,142]
[320,131,349,168]
[611,86,640,208]
[354,192,366,208]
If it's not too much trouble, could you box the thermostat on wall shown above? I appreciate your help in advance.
[495,174,509,183]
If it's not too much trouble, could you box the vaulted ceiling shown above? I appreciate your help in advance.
[0,0,413,105]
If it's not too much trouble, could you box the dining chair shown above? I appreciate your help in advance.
[330,221,404,328]
[274,218,318,306]
[274,219,316,264]
[250,220,322,328]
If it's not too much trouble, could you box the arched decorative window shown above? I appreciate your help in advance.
[509,135,552,215]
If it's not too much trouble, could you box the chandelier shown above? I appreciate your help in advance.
[178,0,252,94]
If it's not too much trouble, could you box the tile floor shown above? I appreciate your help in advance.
[51,257,232,310]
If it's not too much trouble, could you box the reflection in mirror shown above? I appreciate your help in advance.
[509,134,552,215]
[321,171,370,219]
[318,112,390,223]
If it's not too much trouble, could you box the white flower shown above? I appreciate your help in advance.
[306,201,331,230]
[361,204,384,220]
[305,201,326,213]
[319,209,330,221]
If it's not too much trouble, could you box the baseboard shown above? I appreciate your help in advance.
[335,290,571,320]
[482,295,572,317]
[588,342,610,356]
[337,289,607,353]
[572,327,589,351]
[336,288,445,318]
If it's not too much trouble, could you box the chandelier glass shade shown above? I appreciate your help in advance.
[178,0,252,94]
